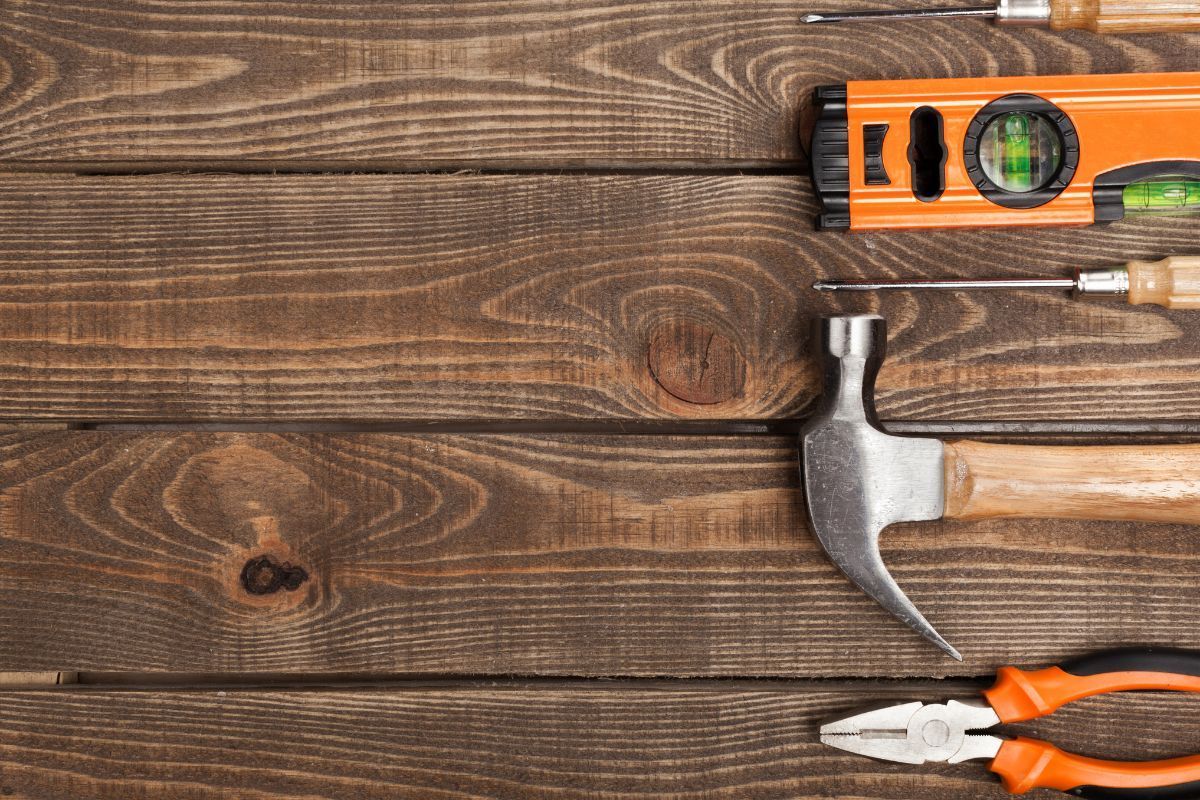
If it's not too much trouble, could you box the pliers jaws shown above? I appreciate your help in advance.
[821,699,1002,765]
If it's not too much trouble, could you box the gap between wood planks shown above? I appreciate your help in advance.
[60,418,1200,440]
[50,675,987,692]
[0,162,806,177]
[0,672,986,710]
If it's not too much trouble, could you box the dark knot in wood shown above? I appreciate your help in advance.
[240,555,309,596]
[648,319,745,405]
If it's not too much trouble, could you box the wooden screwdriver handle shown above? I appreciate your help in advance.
[1127,256,1200,309]
[943,440,1200,523]
[1050,0,1200,32]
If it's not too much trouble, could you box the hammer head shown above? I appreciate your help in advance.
[800,315,960,660]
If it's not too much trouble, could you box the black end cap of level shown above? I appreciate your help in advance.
[817,213,851,230]
[809,84,850,230]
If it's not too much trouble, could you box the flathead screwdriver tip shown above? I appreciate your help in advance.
[813,280,874,290]
[802,6,997,24]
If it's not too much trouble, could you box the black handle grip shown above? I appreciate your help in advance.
[1069,781,1200,800]
[1059,649,1200,799]
[1062,648,1200,679]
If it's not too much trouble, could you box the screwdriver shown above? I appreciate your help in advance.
[802,0,1200,34]
[813,256,1200,309]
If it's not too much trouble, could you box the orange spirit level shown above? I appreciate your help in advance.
[810,72,1200,231]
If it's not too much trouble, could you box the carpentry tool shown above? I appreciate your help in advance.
[822,648,1200,798]
[813,255,1200,308]
[800,315,1200,659]
[809,72,1200,231]
[803,0,1200,33]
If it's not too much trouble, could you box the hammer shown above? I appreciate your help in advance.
[801,315,1200,660]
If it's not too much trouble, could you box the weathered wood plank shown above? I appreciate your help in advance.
[0,684,1195,799]
[3,173,1200,422]
[0,1,1196,166]
[3,431,1198,675]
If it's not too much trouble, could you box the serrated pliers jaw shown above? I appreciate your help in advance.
[820,699,1004,765]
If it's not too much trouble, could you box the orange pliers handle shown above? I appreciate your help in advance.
[982,648,1200,798]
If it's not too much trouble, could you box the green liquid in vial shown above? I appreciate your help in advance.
[1123,179,1200,213]
[1000,114,1033,193]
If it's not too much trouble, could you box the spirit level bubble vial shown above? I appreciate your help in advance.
[809,72,1200,231]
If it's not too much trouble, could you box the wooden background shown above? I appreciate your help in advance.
[1,1,1199,797]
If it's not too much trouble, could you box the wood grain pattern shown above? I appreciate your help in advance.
[2,3,1197,795]
[943,440,1200,522]
[4,173,1200,422]
[0,684,1195,799]
[3,430,1199,675]
[0,1,1195,166]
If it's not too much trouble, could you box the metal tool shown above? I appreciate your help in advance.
[800,315,1200,659]
[822,648,1200,798]
[814,255,1200,309]
[802,0,1200,33]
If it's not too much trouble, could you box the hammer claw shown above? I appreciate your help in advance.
[836,542,962,661]
[908,611,962,661]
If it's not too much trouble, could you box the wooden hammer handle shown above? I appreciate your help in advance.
[1050,0,1200,32]
[943,440,1200,523]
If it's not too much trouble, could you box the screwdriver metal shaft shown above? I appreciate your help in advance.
[802,6,996,23]
[814,277,1075,291]
[813,256,1200,309]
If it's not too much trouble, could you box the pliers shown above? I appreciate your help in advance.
[821,648,1200,798]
